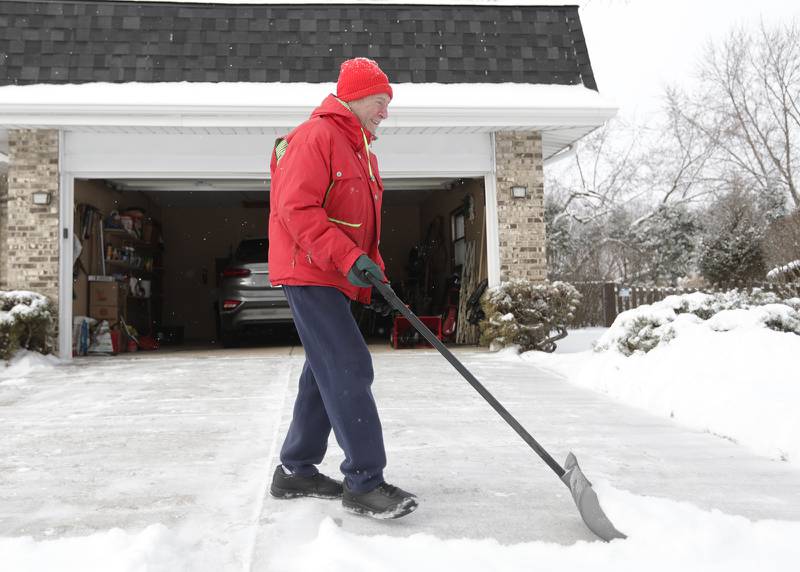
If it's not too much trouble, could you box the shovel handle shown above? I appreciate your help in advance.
[367,272,566,479]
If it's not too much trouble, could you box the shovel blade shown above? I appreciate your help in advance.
[561,452,627,542]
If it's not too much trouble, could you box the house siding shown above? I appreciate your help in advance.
[1,130,60,302]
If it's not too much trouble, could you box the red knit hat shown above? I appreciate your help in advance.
[336,57,393,102]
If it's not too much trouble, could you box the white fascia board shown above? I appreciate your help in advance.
[0,82,618,130]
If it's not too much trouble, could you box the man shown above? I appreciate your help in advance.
[266,58,418,519]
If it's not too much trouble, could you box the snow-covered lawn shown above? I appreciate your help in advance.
[2,321,799,571]
[521,296,800,468]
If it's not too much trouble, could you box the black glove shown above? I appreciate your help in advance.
[347,254,385,287]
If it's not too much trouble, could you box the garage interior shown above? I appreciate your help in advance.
[71,176,488,355]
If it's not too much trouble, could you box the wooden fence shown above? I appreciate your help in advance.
[571,281,790,328]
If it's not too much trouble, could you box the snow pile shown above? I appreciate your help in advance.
[0,524,200,572]
[98,1,572,5]
[0,349,60,384]
[518,293,800,466]
[265,487,800,572]
[0,81,612,112]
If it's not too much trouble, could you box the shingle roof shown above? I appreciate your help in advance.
[0,1,597,89]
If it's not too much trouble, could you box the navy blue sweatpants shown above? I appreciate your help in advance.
[280,285,386,493]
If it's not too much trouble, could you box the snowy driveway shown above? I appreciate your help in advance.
[2,346,800,570]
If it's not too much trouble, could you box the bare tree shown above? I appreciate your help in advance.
[545,117,709,284]
[668,21,800,209]
[546,21,800,286]
[546,120,643,227]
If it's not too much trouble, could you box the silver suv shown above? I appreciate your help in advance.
[217,238,293,346]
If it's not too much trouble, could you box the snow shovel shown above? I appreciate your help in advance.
[366,273,626,542]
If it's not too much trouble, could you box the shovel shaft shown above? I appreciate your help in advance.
[369,274,566,479]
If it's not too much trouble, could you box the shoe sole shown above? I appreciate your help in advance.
[342,497,418,519]
[269,486,342,500]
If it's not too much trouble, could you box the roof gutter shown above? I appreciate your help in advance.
[543,143,577,167]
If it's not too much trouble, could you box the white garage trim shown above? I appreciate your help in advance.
[58,130,74,360]
[485,133,501,289]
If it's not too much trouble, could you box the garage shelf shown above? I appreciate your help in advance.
[103,228,158,249]
[104,259,154,275]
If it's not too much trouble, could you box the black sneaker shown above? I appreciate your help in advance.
[269,465,343,500]
[342,482,418,519]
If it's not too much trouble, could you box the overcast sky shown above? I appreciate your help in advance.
[578,0,800,122]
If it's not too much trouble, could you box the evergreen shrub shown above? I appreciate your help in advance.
[0,291,56,361]
[479,280,580,352]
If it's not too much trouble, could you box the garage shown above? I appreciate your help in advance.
[2,78,616,360]
[70,167,488,353]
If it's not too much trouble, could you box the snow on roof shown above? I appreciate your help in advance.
[0,81,613,111]
[98,1,577,6]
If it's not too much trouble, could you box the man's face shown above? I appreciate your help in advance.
[348,93,391,135]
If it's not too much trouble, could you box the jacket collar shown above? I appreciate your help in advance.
[310,94,375,150]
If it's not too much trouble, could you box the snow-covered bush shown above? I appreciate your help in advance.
[0,290,56,361]
[479,280,580,352]
[594,306,680,356]
[760,305,800,335]
[596,288,800,356]
[767,259,800,283]
[663,288,789,319]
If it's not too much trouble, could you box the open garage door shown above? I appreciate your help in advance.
[59,130,497,358]
[69,174,488,355]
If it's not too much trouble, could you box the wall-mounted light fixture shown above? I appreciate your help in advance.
[511,185,528,199]
[32,192,52,205]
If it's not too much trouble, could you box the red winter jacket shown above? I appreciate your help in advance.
[268,94,385,303]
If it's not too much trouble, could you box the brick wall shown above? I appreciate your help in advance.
[494,131,546,282]
[1,129,60,301]
[0,171,7,290]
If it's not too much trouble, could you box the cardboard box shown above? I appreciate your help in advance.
[90,304,121,322]
[90,281,123,307]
